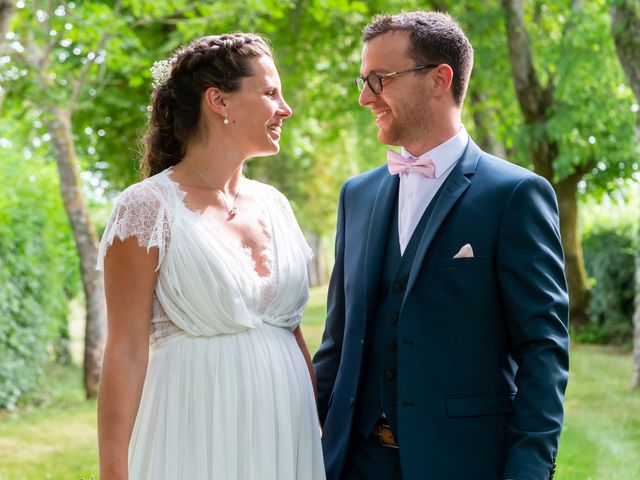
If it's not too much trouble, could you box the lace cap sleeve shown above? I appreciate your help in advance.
[271,187,313,264]
[96,180,171,272]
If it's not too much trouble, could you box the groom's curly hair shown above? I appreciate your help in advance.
[363,11,473,107]
[140,33,272,178]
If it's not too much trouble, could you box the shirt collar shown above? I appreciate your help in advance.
[400,125,469,178]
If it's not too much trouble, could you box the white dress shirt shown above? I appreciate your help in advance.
[396,126,469,255]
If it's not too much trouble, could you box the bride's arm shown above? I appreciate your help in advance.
[98,237,159,480]
[293,325,317,395]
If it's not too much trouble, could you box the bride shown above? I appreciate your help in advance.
[96,33,325,480]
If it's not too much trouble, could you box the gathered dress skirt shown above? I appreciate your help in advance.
[128,323,325,480]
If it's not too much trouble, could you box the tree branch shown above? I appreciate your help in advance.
[44,0,53,40]
[428,0,449,12]
[39,0,66,70]
[556,167,584,190]
[611,0,640,143]
[501,0,546,123]
[574,156,596,179]
[469,89,507,158]
[130,4,205,27]
[612,1,640,104]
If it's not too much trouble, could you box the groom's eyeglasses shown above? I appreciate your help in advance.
[355,64,439,94]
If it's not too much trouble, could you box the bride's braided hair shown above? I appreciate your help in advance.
[140,33,272,178]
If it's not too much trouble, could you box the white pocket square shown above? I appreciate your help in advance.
[453,243,474,258]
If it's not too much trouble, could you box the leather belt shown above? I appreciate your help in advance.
[370,423,399,449]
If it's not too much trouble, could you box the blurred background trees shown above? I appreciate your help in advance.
[610,0,640,388]
[0,0,638,404]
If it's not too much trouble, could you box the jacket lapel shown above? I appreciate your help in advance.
[403,140,481,300]
[364,173,399,319]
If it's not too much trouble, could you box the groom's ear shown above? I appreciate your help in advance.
[430,64,454,99]
[203,87,228,117]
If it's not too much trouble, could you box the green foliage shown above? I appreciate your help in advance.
[0,146,80,409]
[557,3,634,184]
[577,193,638,345]
[439,1,639,189]
[547,1,638,189]
[2,0,393,237]
[15,0,636,237]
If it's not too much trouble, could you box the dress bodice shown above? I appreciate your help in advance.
[97,168,312,343]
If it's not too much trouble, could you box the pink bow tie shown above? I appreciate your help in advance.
[387,150,435,178]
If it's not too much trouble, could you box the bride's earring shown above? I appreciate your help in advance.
[223,110,229,125]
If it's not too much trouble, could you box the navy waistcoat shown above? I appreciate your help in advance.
[354,183,445,440]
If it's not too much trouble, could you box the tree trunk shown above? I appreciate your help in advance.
[611,0,640,389]
[611,2,640,102]
[45,106,105,398]
[0,0,13,40]
[469,90,507,158]
[306,231,327,287]
[555,175,591,328]
[632,266,640,389]
[0,0,14,108]
[502,0,591,327]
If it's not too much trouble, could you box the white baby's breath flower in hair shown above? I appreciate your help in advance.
[150,59,172,89]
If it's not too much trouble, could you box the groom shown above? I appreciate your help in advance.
[313,11,570,480]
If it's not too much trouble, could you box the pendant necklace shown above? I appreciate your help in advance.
[187,162,240,218]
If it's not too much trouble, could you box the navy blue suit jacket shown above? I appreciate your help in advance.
[313,140,570,480]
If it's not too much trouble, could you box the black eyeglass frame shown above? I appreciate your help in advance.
[355,64,440,94]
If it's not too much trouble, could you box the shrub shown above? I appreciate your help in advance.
[578,200,637,346]
[0,156,79,409]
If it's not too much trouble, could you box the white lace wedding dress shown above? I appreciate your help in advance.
[97,168,325,480]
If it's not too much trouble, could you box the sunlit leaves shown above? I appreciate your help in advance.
[3,0,639,230]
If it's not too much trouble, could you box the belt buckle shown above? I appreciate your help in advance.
[376,424,399,449]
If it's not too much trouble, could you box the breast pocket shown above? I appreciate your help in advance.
[438,256,490,268]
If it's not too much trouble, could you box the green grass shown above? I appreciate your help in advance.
[1,287,639,479]
[302,284,329,354]
[0,364,98,480]
[556,344,640,479]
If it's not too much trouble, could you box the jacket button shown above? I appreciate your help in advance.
[387,341,396,352]
[349,398,355,407]
[392,282,404,292]
[390,313,398,323]
[384,370,394,380]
